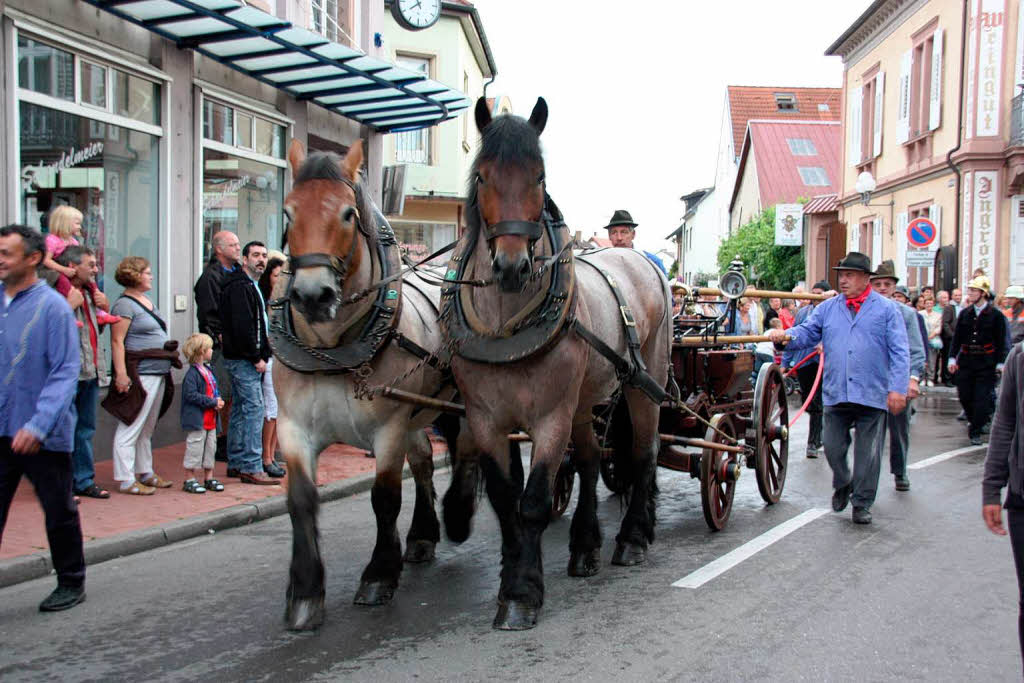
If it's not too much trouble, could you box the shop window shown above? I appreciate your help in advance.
[18,101,161,308]
[253,117,285,158]
[236,112,254,149]
[113,70,161,125]
[203,99,285,159]
[391,221,455,263]
[17,37,74,101]
[80,62,107,109]
[201,150,284,258]
[394,55,432,165]
[203,100,234,145]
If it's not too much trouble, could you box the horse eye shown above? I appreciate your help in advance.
[342,206,356,223]
[537,173,546,185]
[475,173,484,185]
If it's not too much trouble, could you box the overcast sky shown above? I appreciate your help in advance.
[468,0,867,259]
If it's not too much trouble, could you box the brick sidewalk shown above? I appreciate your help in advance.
[1,438,446,561]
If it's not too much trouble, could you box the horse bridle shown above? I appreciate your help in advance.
[475,172,547,246]
[285,175,363,283]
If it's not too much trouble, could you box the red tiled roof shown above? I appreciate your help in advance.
[727,86,841,155]
[587,236,613,248]
[745,120,841,208]
[803,193,839,215]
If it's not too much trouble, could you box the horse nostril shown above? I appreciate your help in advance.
[518,259,531,277]
[316,287,335,305]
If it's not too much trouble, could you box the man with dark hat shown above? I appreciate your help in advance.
[782,279,831,458]
[869,260,926,492]
[768,252,910,524]
[948,275,1010,445]
[603,210,667,275]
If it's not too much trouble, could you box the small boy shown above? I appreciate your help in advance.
[180,333,225,493]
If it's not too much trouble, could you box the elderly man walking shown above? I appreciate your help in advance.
[869,260,925,492]
[0,224,86,611]
[769,252,910,524]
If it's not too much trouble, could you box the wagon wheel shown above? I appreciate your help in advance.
[551,453,575,518]
[752,363,789,504]
[597,398,632,494]
[700,414,739,531]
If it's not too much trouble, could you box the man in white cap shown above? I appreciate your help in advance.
[1003,285,1024,344]
[949,276,1010,445]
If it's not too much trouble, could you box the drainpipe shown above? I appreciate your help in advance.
[482,75,496,99]
[944,0,969,289]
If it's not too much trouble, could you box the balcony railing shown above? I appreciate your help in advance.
[1012,91,1024,146]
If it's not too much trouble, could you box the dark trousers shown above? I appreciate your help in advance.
[796,362,823,448]
[939,337,953,383]
[956,363,998,438]
[0,437,85,587]
[823,403,886,510]
[882,399,911,477]
[1008,508,1024,671]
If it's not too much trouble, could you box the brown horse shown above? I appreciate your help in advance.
[441,98,672,630]
[273,140,460,630]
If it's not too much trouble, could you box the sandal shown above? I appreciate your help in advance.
[204,479,225,492]
[75,484,110,499]
[182,478,206,494]
[119,481,155,496]
[139,474,173,489]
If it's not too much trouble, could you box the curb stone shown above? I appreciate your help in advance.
[0,454,449,590]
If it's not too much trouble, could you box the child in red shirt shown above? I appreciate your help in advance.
[180,334,225,493]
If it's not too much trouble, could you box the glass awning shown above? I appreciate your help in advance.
[79,0,469,132]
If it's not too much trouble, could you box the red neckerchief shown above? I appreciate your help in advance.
[79,287,98,368]
[846,285,871,314]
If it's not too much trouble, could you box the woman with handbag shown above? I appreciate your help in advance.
[108,257,177,495]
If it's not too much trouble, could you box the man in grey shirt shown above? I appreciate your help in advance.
[870,260,925,492]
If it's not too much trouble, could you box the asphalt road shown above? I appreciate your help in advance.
[0,394,1018,682]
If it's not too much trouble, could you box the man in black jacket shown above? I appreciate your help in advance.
[939,290,957,385]
[949,276,1010,445]
[193,231,240,459]
[218,241,277,485]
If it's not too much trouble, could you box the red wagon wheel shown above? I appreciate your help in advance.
[752,363,789,504]
[551,455,575,518]
[700,414,739,531]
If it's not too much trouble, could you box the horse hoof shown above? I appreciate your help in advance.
[284,596,324,631]
[492,601,540,630]
[567,549,602,577]
[611,541,647,566]
[353,581,396,606]
[403,540,436,564]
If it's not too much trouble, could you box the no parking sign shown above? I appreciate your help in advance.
[906,217,938,267]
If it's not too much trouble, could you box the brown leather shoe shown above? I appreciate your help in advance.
[239,472,280,486]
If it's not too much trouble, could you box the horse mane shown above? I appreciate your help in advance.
[465,115,545,237]
[295,151,377,246]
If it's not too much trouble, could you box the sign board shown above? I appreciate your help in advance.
[906,216,939,267]
[774,204,803,246]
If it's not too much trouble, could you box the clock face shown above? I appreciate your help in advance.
[719,271,747,300]
[392,0,441,30]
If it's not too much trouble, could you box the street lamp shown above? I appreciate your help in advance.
[854,171,896,235]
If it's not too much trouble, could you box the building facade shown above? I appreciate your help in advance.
[671,187,716,284]
[381,1,497,259]
[828,0,1024,293]
[1,0,469,369]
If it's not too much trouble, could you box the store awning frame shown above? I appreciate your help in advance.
[80,0,469,132]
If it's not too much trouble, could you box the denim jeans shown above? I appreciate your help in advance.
[71,379,99,492]
[224,359,264,474]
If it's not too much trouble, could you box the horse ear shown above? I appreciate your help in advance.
[474,97,492,133]
[287,138,306,178]
[528,97,548,135]
[341,140,364,180]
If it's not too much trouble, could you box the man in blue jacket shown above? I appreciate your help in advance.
[0,224,85,611]
[768,252,910,524]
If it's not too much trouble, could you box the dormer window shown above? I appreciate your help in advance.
[774,93,797,111]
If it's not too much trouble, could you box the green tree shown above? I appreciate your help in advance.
[717,206,805,290]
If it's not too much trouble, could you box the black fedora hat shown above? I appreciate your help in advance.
[869,259,899,282]
[832,251,873,274]
[604,209,638,230]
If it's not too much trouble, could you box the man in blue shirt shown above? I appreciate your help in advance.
[0,224,85,611]
[768,252,910,525]
[603,210,668,275]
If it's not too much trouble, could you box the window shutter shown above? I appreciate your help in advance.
[898,50,912,143]
[873,72,885,158]
[850,222,861,251]
[927,203,942,284]
[895,212,909,282]
[930,28,943,131]
[872,217,882,266]
[849,86,863,167]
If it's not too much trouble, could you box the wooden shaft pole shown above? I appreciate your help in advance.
[673,334,790,346]
[659,433,746,453]
[381,387,466,416]
[695,287,828,302]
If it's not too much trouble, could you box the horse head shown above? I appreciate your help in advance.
[283,139,367,339]
[470,96,548,293]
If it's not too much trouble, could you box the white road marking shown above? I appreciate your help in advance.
[908,445,986,470]
[672,508,830,589]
